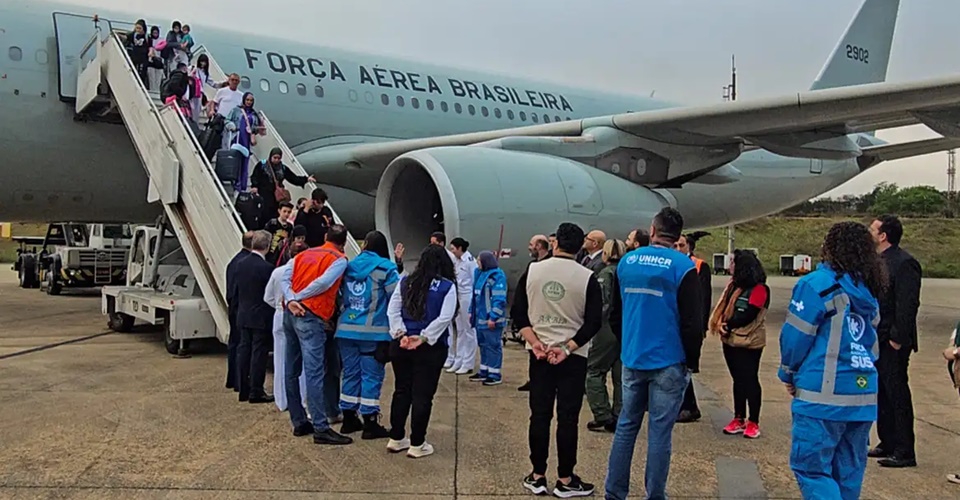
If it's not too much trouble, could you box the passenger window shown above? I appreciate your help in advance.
[468,104,475,115]
[348,89,358,102]
[507,110,515,120]
[364,91,374,104]
[426,99,435,111]
[532,114,539,123]
[441,101,449,112]
[8,46,22,61]
[279,81,289,94]
[411,97,420,109]
[481,106,489,117]
[494,108,502,119]
[296,83,306,96]
[381,93,389,105]
[260,79,270,92]
[240,76,251,89]
[454,103,462,114]
[315,85,324,98]
[566,116,572,121]
[35,49,48,64]
[554,115,561,122]
[543,114,550,123]
[396,95,405,107]
[520,111,526,121]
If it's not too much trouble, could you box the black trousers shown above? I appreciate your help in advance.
[389,340,447,447]
[722,344,763,423]
[528,352,587,479]
[680,380,699,412]
[226,310,240,391]
[237,327,271,400]
[876,342,916,458]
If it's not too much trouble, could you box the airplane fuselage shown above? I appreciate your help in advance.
[0,1,865,238]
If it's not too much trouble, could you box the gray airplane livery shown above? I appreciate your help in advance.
[2,0,960,282]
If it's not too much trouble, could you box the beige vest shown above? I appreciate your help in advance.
[525,257,593,358]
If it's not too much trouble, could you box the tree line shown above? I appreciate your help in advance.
[780,183,957,218]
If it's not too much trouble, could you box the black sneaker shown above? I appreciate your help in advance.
[313,428,353,445]
[553,475,594,498]
[587,419,616,433]
[518,381,531,392]
[522,473,548,495]
[468,373,487,382]
[293,422,314,437]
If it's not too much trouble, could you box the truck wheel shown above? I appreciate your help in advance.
[46,265,62,296]
[18,255,38,289]
[163,318,191,355]
[108,312,135,333]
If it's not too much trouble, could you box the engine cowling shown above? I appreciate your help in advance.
[375,146,672,275]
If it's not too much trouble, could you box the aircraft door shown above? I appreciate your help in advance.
[557,164,602,216]
[53,13,134,100]
[810,159,823,174]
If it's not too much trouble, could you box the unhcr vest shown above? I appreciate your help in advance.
[400,277,454,344]
[525,257,593,358]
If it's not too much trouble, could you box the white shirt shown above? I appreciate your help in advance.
[215,87,243,117]
[455,251,478,296]
[386,279,458,346]
[264,261,292,310]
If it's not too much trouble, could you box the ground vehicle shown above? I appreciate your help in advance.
[102,223,218,355]
[16,223,132,294]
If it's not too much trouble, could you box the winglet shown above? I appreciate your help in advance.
[810,0,900,92]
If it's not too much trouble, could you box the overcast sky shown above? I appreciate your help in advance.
[76,0,960,196]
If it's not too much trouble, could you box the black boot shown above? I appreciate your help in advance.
[361,412,390,440]
[340,410,363,434]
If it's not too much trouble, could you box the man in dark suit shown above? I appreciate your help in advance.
[579,230,607,273]
[868,215,922,468]
[235,230,277,403]
[225,231,254,391]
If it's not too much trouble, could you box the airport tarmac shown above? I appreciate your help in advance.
[0,270,958,499]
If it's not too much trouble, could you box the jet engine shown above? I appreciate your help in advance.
[375,146,672,264]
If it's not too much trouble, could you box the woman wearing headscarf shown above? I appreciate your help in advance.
[225,92,264,192]
[164,21,187,72]
[385,245,457,458]
[263,241,308,412]
[335,231,400,440]
[467,250,508,386]
[709,249,770,439]
[585,239,626,432]
[250,147,315,229]
[125,20,150,88]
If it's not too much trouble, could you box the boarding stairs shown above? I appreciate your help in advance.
[73,23,361,343]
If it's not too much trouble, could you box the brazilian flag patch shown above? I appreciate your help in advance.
[856,376,868,389]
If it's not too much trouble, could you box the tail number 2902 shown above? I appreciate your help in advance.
[846,44,869,64]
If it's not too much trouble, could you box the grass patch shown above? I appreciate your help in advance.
[695,217,960,279]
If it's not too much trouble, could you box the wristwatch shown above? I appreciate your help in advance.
[561,344,572,357]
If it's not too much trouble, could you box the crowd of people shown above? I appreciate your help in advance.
[221,199,925,499]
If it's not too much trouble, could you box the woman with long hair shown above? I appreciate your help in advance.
[335,231,399,440]
[710,249,770,439]
[779,221,885,499]
[225,92,264,191]
[385,245,457,458]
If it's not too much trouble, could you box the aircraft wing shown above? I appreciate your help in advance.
[860,137,960,163]
[331,74,960,172]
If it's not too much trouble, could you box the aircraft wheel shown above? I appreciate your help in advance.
[18,255,38,289]
[46,265,62,296]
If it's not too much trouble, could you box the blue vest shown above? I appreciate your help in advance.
[336,251,399,342]
[617,245,696,371]
[401,277,453,344]
[471,267,508,330]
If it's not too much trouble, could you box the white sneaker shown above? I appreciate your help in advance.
[454,367,473,375]
[407,442,434,458]
[387,437,410,453]
[443,361,454,369]
[446,365,460,373]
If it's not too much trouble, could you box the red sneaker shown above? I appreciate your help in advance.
[723,418,746,435]
[743,421,761,439]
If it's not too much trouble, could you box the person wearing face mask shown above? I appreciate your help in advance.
[468,251,508,386]
[674,232,713,423]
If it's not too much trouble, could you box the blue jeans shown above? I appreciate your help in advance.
[338,338,386,415]
[605,364,689,500]
[790,413,871,500]
[284,310,331,431]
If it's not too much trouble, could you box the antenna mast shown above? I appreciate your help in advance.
[949,150,957,199]
[722,55,737,102]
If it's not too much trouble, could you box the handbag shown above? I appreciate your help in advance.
[240,109,257,147]
[265,160,291,203]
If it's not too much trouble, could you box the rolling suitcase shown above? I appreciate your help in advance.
[199,115,225,160]
[214,149,243,185]
[235,192,262,230]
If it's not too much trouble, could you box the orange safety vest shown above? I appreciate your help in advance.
[691,256,705,274]
[291,242,345,321]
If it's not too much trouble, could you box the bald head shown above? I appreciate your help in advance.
[528,234,549,259]
[583,230,607,253]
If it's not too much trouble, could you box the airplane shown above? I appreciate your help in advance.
[3,0,960,284]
